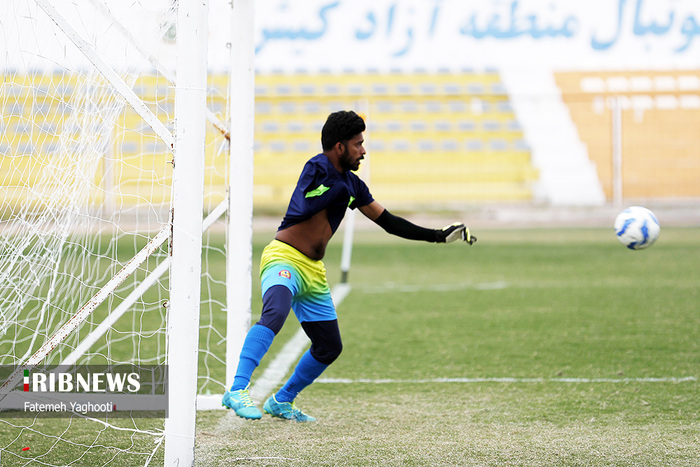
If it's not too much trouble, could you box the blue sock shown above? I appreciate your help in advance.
[231,324,275,391]
[275,350,328,403]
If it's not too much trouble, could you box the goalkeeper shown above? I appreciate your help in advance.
[223,110,476,422]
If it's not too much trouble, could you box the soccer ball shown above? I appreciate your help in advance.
[614,206,660,250]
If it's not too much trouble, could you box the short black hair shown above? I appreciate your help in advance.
[321,110,365,151]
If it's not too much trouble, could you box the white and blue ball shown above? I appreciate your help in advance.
[614,206,660,250]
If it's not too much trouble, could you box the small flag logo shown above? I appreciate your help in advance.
[23,369,29,392]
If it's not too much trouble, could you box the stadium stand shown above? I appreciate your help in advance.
[1,70,537,213]
[252,70,537,209]
[555,70,700,200]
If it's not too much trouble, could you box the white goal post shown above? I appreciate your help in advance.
[163,1,209,465]
[225,0,256,392]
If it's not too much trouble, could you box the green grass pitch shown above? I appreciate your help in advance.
[1,227,698,466]
[198,227,699,466]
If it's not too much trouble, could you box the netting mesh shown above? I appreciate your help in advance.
[0,1,230,464]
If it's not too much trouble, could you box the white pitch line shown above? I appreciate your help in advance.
[248,283,352,403]
[316,377,697,384]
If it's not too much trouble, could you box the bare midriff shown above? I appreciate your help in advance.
[274,209,333,261]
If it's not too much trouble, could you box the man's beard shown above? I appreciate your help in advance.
[339,148,360,171]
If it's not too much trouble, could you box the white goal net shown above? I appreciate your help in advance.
[0,1,234,464]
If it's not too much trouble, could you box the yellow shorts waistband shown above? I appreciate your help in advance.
[260,239,327,278]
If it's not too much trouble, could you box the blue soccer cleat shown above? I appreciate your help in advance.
[263,395,316,422]
[222,385,262,420]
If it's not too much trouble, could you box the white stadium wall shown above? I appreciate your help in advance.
[239,0,700,72]
[15,1,700,72]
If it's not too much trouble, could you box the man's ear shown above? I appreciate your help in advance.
[334,141,344,153]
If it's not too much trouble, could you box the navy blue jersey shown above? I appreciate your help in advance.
[279,154,374,234]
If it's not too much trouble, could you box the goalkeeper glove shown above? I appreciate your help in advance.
[436,223,477,245]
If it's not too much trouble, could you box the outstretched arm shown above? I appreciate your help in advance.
[358,201,476,244]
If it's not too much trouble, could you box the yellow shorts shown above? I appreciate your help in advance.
[260,240,336,322]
